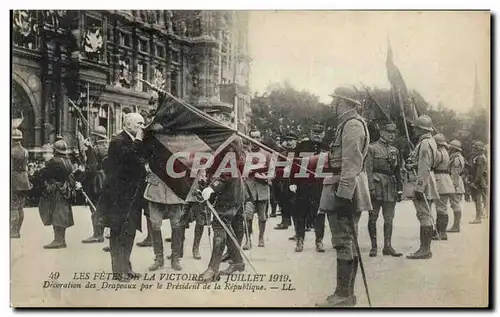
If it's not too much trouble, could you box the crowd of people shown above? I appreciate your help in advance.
[11,86,489,307]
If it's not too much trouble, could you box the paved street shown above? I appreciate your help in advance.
[11,200,489,307]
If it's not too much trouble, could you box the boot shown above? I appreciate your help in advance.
[200,268,219,283]
[136,218,153,247]
[220,263,245,275]
[202,227,226,281]
[349,256,359,304]
[315,213,325,252]
[192,225,203,260]
[82,215,104,243]
[274,223,289,230]
[170,228,183,271]
[440,214,449,240]
[407,226,432,259]
[258,221,266,247]
[148,230,164,271]
[316,259,356,307]
[368,218,377,257]
[44,226,67,249]
[316,240,325,253]
[295,237,304,252]
[448,212,461,232]
[382,221,402,257]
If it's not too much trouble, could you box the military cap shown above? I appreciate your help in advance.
[411,115,434,132]
[329,86,361,106]
[381,123,397,132]
[282,132,298,140]
[12,129,23,140]
[449,139,462,151]
[311,124,325,133]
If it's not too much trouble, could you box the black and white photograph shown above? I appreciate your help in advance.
[9,9,491,308]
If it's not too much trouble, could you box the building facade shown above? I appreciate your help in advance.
[12,10,251,153]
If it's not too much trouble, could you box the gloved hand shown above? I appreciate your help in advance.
[397,191,403,202]
[289,184,297,193]
[75,181,83,190]
[414,190,425,200]
[333,195,354,217]
[201,187,215,201]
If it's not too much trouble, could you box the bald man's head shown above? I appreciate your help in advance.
[123,113,145,136]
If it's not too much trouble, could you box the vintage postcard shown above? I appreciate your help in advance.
[10,10,490,307]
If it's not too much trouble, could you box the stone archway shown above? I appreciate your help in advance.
[12,72,42,149]
[11,80,36,149]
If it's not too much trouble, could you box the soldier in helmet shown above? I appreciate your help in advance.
[447,140,466,232]
[38,139,76,249]
[81,126,109,244]
[469,141,488,224]
[11,129,32,238]
[405,115,439,259]
[365,123,403,257]
[317,86,371,307]
[431,133,455,240]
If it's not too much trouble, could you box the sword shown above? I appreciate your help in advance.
[77,187,97,213]
[204,200,258,274]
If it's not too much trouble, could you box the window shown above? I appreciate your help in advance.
[136,63,146,91]
[155,45,164,58]
[139,38,148,53]
[170,70,179,97]
[123,33,131,47]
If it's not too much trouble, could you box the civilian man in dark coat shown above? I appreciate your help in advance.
[97,113,146,282]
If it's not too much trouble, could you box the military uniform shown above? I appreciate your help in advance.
[365,124,403,257]
[317,86,371,307]
[143,172,185,271]
[38,140,75,249]
[469,141,488,224]
[295,135,329,252]
[406,115,439,260]
[432,134,455,240]
[447,140,465,232]
[82,134,109,244]
[244,147,271,248]
[11,131,32,238]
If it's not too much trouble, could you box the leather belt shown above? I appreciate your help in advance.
[434,169,450,175]
[373,169,392,175]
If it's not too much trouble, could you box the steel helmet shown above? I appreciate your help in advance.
[449,139,462,151]
[53,139,70,155]
[329,86,361,106]
[12,129,23,140]
[91,126,107,139]
[412,115,434,132]
[433,133,448,146]
[473,141,485,151]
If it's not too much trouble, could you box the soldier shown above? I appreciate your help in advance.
[38,139,76,249]
[81,126,109,244]
[405,115,440,260]
[431,133,455,241]
[469,141,488,224]
[317,86,371,307]
[447,140,466,232]
[294,124,329,252]
[11,129,32,239]
[365,123,403,257]
[273,132,299,232]
[143,171,185,271]
[243,130,271,249]
[199,139,246,281]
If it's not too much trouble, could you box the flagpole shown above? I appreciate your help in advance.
[139,78,322,178]
[87,83,90,138]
